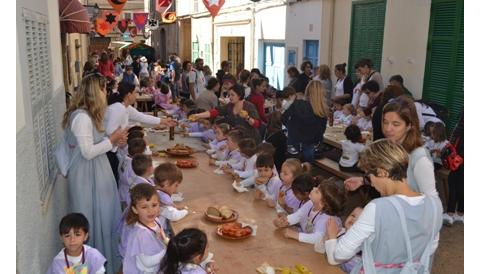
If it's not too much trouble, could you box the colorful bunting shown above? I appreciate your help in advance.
[108,0,128,13]
[202,0,225,18]
[95,18,111,36]
[117,19,130,33]
[133,13,149,31]
[102,10,119,29]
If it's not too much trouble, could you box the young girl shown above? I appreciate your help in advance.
[187,119,216,143]
[273,175,344,245]
[253,153,283,209]
[206,123,229,156]
[154,81,180,115]
[248,78,268,123]
[123,183,169,274]
[160,228,216,274]
[154,163,189,222]
[277,159,311,214]
[424,122,449,166]
[332,100,344,121]
[335,104,354,127]
[352,108,372,132]
[47,213,106,274]
[224,138,257,180]
[339,124,365,173]
[212,129,244,173]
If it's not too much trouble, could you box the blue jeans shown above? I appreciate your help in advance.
[302,143,315,163]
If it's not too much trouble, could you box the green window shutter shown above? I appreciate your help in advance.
[348,0,386,82]
[192,42,199,62]
[204,43,211,67]
[422,0,463,132]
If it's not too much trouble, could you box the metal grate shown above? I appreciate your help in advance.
[23,9,57,203]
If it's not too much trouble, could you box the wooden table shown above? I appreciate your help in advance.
[135,94,153,112]
[323,125,372,149]
[147,132,342,274]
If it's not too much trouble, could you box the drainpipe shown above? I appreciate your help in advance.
[329,0,335,68]
[251,2,256,69]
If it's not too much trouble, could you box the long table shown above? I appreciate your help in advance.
[147,131,342,274]
[323,125,372,149]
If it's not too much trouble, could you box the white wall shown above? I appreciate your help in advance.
[254,4,286,68]
[331,0,431,99]
[285,0,324,67]
[16,35,25,133]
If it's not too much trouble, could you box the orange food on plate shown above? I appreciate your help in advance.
[220,222,252,238]
[176,159,197,168]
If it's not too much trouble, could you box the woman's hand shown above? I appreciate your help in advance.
[273,215,289,228]
[344,176,363,191]
[160,117,177,127]
[109,127,128,146]
[326,217,339,240]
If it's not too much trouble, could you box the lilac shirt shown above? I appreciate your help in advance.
[46,245,106,274]
[178,263,208,274]
[278,184,302,213]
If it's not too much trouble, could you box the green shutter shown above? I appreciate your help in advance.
[422,0,463,132]
[204,43,211,67]
[348,0,386,82]
[192,42,199,62]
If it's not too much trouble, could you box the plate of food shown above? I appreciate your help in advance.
[216,222,253,240]
[175,159,198,168]
[205,206,238,223]
[165,144,195,157]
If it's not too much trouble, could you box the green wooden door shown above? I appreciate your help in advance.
[422,0,463,132]
[348,0,386,82]
[192,42,199,62]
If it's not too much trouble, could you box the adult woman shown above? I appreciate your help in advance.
[191,84,262,143]
[248,78,268,123]
[238,69,251,98]
[286,66,300,91]
[180,60,193,98]
[355,58,384,93]
[345,96,438,197]
[61,74,126,274]
[291,61,313,95]
[139,56,150,79]
[282,80,328,162]
[315,65,333,105]
[195,77,220,111]
[370,85,404,141]
[332,63,354,105]
[104,81,176,179]
[98,52,114,78]
[326,139,442,273]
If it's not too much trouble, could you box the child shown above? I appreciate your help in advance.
[123,183,169,274]
[233,143,278,189]
[224,138,257,180]
[154,81,180,115]
[154,162,189,222]
[339,125,365,173]
[47,213,106,274]
[160,228,216,274]
[206,123,230,156]
[332,100,344,121]
[273,175,344,245]
[131,154,154,186]
[187,119,216,143]
[352,108,372,131]
[264,111,287,173]
[335,104,354,127]
[118,137,147,210]
[212,129,244,173]
[253,153,283,209]
[424,122,449,166]
[280,87,297,113]
[177,98,196,120]
[277,159,311,214]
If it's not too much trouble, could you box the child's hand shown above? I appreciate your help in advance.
[254,189,265,200]
[266,198,276,208]
[273,216,289,228]
[205,261,218,274]
[232,174,240,181]
[284,228,299,240]
[326,217,339,240]
[277,212,287,218]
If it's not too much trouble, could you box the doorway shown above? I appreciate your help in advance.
[220,36,244,73]
[263,43,285,90]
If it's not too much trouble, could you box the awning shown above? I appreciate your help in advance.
[59,0,91,34]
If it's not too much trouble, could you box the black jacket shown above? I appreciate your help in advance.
[281,100,327,144]
[291,73,311,93]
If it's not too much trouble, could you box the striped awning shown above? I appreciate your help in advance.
[59,0,91,34]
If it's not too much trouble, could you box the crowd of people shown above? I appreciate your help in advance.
[49,50,463,274]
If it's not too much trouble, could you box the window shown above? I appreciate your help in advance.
[23,8,57,203]
[303,40,319,67]
[347,0,386,82]
[422,0,463,132]
[192,42,199,62]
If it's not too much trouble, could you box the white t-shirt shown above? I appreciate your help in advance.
[335,78,345,97]
[358,93,370,108]
[339,140,365,167]
[415,102,443,129]
[188,69,206,98]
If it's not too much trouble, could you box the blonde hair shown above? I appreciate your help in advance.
[319,64,331,80]
[358,139,409,181]
[305,80,329,117]
[282,158,311,178]
[62,74,107,132]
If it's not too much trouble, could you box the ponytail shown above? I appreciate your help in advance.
[160,228,207,274]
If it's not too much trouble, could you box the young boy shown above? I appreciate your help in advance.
[154,162,189,222]
[253,153,283,209]
[212,129,244,173]
[47,213,106,274]
[223,138,257,180]
[118,138,147,210]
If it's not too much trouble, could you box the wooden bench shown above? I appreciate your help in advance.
[314,158,363,180]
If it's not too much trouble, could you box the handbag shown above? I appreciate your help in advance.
[440,138,463,171]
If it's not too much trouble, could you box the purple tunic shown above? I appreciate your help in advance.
[123,221,167,274]
[46,245,106,274]
[178,263,208,274]
[278,184,302,213]
[209,139,227,151]
[264,176,283,202]
[297,202,342,236]
[157,190,174,206]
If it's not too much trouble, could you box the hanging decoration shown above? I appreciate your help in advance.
[108,0,128,13]
[129,26,137,38]
[156,0,172,16]
[117,19,130,33]
[146,18,160,30]
[133,12,149,31]
[162,12,176,24]
[143,30,151,39]
[101,10,119,29]
[202,0,225,18]
[95,18,112,36]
